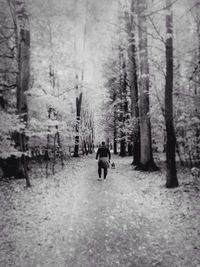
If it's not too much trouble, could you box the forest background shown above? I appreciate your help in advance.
[0,0,200,188]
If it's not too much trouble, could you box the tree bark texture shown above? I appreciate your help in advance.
[112,89,118,154]
[73,89,82,157]
[165,0,178,188]
[17,28,31,187]
[17,29,30,114]
[137,0,158,171]
[119,57,127,157]
[125,0,141,166]
[4,1,31,186]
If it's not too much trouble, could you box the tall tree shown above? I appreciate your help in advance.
[104,74,119,155]
[5,0,31,186]
[137,0,158,171]
[119,50,128,157]
[191,0,200,163]
[125,0,140,166]
[113,88,118,155]
[165,0,178,187]
[73,74,82,157]
[17,0,31,187]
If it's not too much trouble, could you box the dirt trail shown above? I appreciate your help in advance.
[0,156,199,267]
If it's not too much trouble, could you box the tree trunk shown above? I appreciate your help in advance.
[113,129,117,154]
[137,0,158,171]
[119,56,127,157]
[128,142,133,156]
[125,0,141,166]
[88,118,93,154]
[57,130,64,168]
[45,108,51,177]
[88,134,93,154]
[113,91,118,154]
[73,76,82,157]
[195,19,200,164]
[52,133,56,175]
[120,138,126,157]
[5,1,31,186]
[15,26,31,187]
[84,140,88,155]
[165,0,178,188]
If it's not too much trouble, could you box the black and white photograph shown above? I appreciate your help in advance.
[0,0,200,266]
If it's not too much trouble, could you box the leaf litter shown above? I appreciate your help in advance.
[0,155,199,267]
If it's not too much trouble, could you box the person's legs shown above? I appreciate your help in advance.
[104,166,108,179]
[98,161,102,178]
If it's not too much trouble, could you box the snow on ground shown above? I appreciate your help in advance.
[0,155,200,267]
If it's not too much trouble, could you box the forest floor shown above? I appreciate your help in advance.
[0,154,200,267]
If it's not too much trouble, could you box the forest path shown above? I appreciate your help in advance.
[0,155,200,267]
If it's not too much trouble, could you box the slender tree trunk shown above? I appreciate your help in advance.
[137,0,158,171]
[113,90,118,154]
[45,108,51,177]
[88,118,93,154]
[17,27,31,187]
[120,57,127,157]
[88,134,93,154]
[113,133,117,154]
[125,0,141,166]
[81,139,85,155]
[195,21,200,164]
[176,143,184,166]
[6,1,31,185]
[73,75,82,157]
[113,116,118,155]
[165,0,178,187]
[91,125,94,153]
[52,133,56,175]
[84,140,88,155]
[56,129,64,168]
[128,142,133,156]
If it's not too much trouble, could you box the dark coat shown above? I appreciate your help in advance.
[96,146,111,160]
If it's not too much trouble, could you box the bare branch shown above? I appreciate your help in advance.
[146,0,180,17]
[148,16,166,44]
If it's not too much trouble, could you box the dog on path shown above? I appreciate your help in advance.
[111,162,115,169]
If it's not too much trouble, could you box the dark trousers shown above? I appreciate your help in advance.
[98,161,108,179]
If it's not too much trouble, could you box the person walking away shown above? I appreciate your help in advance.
[96,141,111,180]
